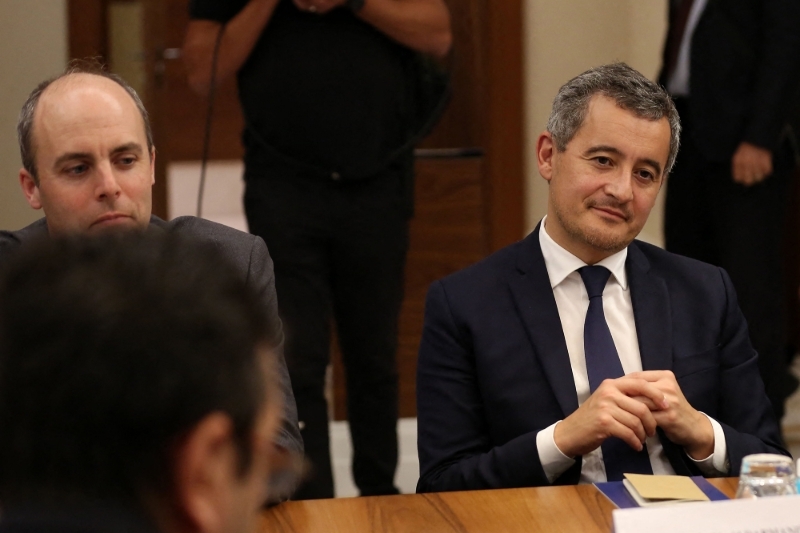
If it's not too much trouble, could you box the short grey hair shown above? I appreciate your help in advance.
[546,62,681,175]
[17,59,154,183]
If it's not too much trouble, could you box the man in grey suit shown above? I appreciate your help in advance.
[0,64,303,500]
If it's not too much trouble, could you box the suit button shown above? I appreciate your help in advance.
[331,172,341,181]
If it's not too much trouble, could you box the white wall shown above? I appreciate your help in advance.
[0,0,68,231]
[523,0,668,245]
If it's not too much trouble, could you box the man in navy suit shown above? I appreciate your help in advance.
[416,63,788,492]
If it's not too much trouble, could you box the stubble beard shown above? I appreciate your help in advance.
[551,199,633,255]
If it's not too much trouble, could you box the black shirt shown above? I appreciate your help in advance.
[190,0,415,178]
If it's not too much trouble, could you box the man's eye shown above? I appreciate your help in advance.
[66,164,88,175]
[637,170,656,181]
[595,156,612,166]
[118,156,137,166]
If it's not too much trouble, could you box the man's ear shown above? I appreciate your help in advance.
[19,169,42,210]
[172,412,238,533]
[537,131,556,182]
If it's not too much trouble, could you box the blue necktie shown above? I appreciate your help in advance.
[579,266,653,481]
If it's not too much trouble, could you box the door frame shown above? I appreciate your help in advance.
[483,0,525,250]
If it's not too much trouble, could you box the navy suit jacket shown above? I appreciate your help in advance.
[416,226,788,492]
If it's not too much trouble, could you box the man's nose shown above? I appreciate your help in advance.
[95,163,122,200]
[604,169,634,202]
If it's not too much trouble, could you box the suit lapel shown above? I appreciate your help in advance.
[507,226,579,418]
[627,242,673,373]
[627,244,699,475]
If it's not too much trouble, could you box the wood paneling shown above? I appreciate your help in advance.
[484,0,525,251]
[419,0,486,150]
[145,0,244,162]
[67,0,108,59]
[141,0,244,218]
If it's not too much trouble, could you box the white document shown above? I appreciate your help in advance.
[613,495,800,533]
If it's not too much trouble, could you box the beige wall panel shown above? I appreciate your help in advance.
[0,0,67,231]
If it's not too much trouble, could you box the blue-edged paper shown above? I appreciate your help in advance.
[595,476,729,509]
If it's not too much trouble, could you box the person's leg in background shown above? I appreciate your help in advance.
[329,160,412,496]
[244,172,337,499]
[710,143,798,422]
[664,100,720,266]
[666,100,799,420]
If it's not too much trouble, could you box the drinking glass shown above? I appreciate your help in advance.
[735,453,797,499]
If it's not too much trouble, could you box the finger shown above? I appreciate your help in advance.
[295,0,317,12]
[650,409,690,439]
[616,394,658,436]
[734,167,751,184]
[605,412,647,451]
[627,370,673,382]
[596,396,652,443]
[589,390,647,445]
[629,370,679,392]
[615,377,669,409]
[629,394,662,411]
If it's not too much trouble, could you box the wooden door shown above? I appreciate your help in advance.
[68,0,524,419]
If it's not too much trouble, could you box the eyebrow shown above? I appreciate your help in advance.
[111,142,144,157]
[52,143,145,170]
[583,145,663,177]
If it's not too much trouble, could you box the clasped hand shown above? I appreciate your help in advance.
[553,371,714,460]
[732,142,773,186]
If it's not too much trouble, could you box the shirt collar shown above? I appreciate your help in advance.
[538,216,629,290]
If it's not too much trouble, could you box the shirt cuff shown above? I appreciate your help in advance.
[685,413,729,475]
[536,421,577,483]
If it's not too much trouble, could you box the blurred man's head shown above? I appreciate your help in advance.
[0,233,282,533]
[17,63,155,236]
[537,63,680,264]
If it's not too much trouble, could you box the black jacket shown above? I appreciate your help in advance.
[660,0,800,161]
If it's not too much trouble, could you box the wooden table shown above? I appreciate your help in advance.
[260,478,739,533]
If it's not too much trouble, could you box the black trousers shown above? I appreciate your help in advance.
[244,155,412,499]
[665,99,799,421]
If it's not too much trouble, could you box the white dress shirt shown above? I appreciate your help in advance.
[667,0,709,96]
[534,217,728,483]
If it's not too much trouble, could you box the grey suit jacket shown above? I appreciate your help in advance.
[0,216,303,497]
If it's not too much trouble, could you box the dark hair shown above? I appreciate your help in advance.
[547,62,681,174]
[0,232,273,506]
[17,59,154,183]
